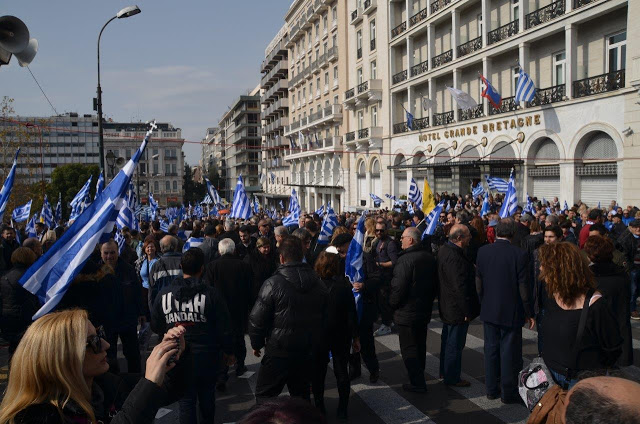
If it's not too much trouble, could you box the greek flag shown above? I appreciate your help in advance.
[523,193,534,214]
[160,220,169,234]
[480,191,491,217]
[25,214,37,238]
[385,194,396,202]
[0,149,19,219]
[270,172,276,183]
[55,193,62,223]
[421,200,446,240]
[253,196,260,215]
[230,175,251,220]
[317,205,338,245]
[12,200,32,223]
[498,169,518,219]
[115,189,136,231]
[149,193,158,220]
[204,177,222,206]
[563,201,569,213]
[515,68,536,103]
[183,236,204,253]
[283,189,301,226]
[20,120,157,320]
[114,230,126,254]
[408,178,423,210]
[485,175,509,193]
[71,175,92,211]
[345,213,366,321]
[370,193,383,207]
[406,111,414,131]
[94,171,104,200]
[472,183,484,198]
[546,207,553,215]
[279,200,284,209]
[40,195,54,228]
[259,173,265,184]
[202,194,212,204]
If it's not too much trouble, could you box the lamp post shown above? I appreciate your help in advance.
[105,149,116,180]
[96,5,141,173]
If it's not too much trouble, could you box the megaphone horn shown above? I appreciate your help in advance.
[0,16,30,54]
[116,157,126,167]
[15,38,37,67]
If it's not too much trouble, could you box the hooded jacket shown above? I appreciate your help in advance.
[249,262,328,358]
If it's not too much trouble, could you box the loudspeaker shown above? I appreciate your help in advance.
[0,16,29,53]
[116,157,126,167]
[15,37,37,67]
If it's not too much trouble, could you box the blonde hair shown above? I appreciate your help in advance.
[0,309,96,424]
[364,217,376,236]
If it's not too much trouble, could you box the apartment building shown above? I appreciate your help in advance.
[217,89,262,201]
[385,0,638,207]
[260,24,291,208]
[103,121,185,206]
[344,0,392,208]
[283,0,349,212]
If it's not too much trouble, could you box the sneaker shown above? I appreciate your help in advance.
[631,311,640,320]
[373,324,392,337]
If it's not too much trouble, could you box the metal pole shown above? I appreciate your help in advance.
[97,16,116,174]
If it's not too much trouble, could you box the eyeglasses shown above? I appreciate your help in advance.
[86,326,106,354]
[375,229,385,233]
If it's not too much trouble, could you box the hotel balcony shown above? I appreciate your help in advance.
[487,19,519,45]
[391,21,407,39]
[457,37,482,59]
[430,0,454,15]
[283,104,343,136]
[392,70,408,86]
[432,111,454,126]
[489,96,520,116]
[528,84,566,107]
[392,116,429,134]
[363,0,377,15]
[458,105,484,122]
[573,70,625,99]
[409,6,428,27]
[525,0,566,30]
[431,49,453,69]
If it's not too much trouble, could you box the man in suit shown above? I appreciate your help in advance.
[476,218,534,404]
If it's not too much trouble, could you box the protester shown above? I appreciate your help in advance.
[390,227,437,393]
[0,224,19,269]
[538,242,622,389]
[198,223,219,264]
[437,224,479,387]
[135,235,160,352]
[249,236,328,402]
[22,237,43,258]
[236,225,256,260]
[372,220,398,337]
[244,236,278,304]
[148,235,183,309]
[563,376,640,423]
[476,218,534,404]
[615,219,640,319]
[152,248,235,423]
[0,309,188,424]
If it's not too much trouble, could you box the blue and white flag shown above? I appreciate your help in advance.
[370,193,383,207]
[204,177,222,206]
[148,193,158,220]
[317,206,338,245]
[20,120,157,320]
[71,175,93,211]
[0,149,19,220]
[515,67,536,103]
[315,205,325,217]
[523,193,534,214]
[485,175,509,193]
[498,169,518,219]
[253,196,260,215]
[282,189,301,227]
[94,171,105,200]
[546,207,553,215]
[160,220,170,233]
[480,191,491,217]
[183,236,204,253]
[259,173,265,184]
[12,200,32,223]
[421,200,446,240]
[279,200,284,210]
[270,172,276,184]
[40,195,54,228]
[202,194,212,205]
[406,111,414,131]
[563,201,569,213]
[345,213,366,321]
[25,214,37,238]
[114,230,126,254]
[408,178,423,210]
[385,194,397,202]
[54,193,62,224]
[472,183,484,198]
[230,175,252,220]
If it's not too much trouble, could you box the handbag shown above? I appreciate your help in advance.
[519,289,594,411]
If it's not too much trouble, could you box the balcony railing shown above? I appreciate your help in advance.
[488,19,519,45]
[410,60,429,78]
[432,49,453,69]
[573,70,625,98]
[345,131,356,142]
[391,21,407,38]
[357,81,369,94]
[457,36,482,58]
[575,0,597,8]
[528,84,566,107]
[414,117,429,130]
[489,96,520,115]
[351,9,359,22]
[393,122,409,134]
[345,88,355,100]
[525,0,565,30]
[370,39,376,51]
[430,0,453,14]
[327,46,338,62]
[392,70,408,85]
[358,128,370,139]
[433,111,454,126]
[409,7,428,27]
[458,105,484,122]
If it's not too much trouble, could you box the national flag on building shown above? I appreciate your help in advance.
[270,172,276,184]
[447,87,478,110]
[515,67,536,103]
[406,110,414,131]
[480,74,502,109]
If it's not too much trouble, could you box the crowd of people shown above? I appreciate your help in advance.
[1,192,640,423]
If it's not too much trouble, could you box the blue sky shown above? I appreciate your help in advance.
[2,0,292,165]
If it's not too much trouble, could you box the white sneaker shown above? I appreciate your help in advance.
[374,324,392,337]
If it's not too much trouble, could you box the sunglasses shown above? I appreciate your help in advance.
[86,326,106,354]
[375,229,385,233]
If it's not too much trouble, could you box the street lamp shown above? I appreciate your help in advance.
[96,5,141,174]
[105,149,116,179]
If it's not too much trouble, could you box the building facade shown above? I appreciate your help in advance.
[385,0,636,207]
[282,0,350,212]
[0,113,100,182]
[103,121,185,206]
[216,89,262,201]
[260,24,291,207]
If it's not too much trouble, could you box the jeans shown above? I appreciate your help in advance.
[179,352,217,424]
[439,322,469,385]
[312,349,350,410]
[483,322,523,401]
[550,369,578,390]
[630,269,640,313]
[349,304,379,375]
[397,322,428,388]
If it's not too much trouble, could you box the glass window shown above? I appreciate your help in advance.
[512,0,519,22]
[154,181,159,192]
[357,31,362,58]
[165,164,171,174]
[332,34,337,47]
[371,60,377,79]
[153,163,159,175]
[370,20,376,43]
[553,51,566,86]
[323,15,328,31]
[512,66,520,97]
[477,14,483,37]
[172,164,177,174]
[357,68,363,84]
[332,6,337,22]
[333,66,338,80]
[334,95,339,104]
[165,181,170,191]
[173,181,178,190]
[371,106,378,127]
[357,111,364,130]
[315,23,320,39]
[125,149,131,159]
[607,31,626,73]
[325,72,329,87]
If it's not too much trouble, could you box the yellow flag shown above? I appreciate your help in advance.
[422,178,436,215]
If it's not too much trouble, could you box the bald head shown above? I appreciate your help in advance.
[160,235,178,253]
[401,227,421,250]
[565,377,640,423]
[449,224,471,247]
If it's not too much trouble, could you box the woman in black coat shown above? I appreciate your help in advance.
[311,248,360,420]
[584,235,634,366]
